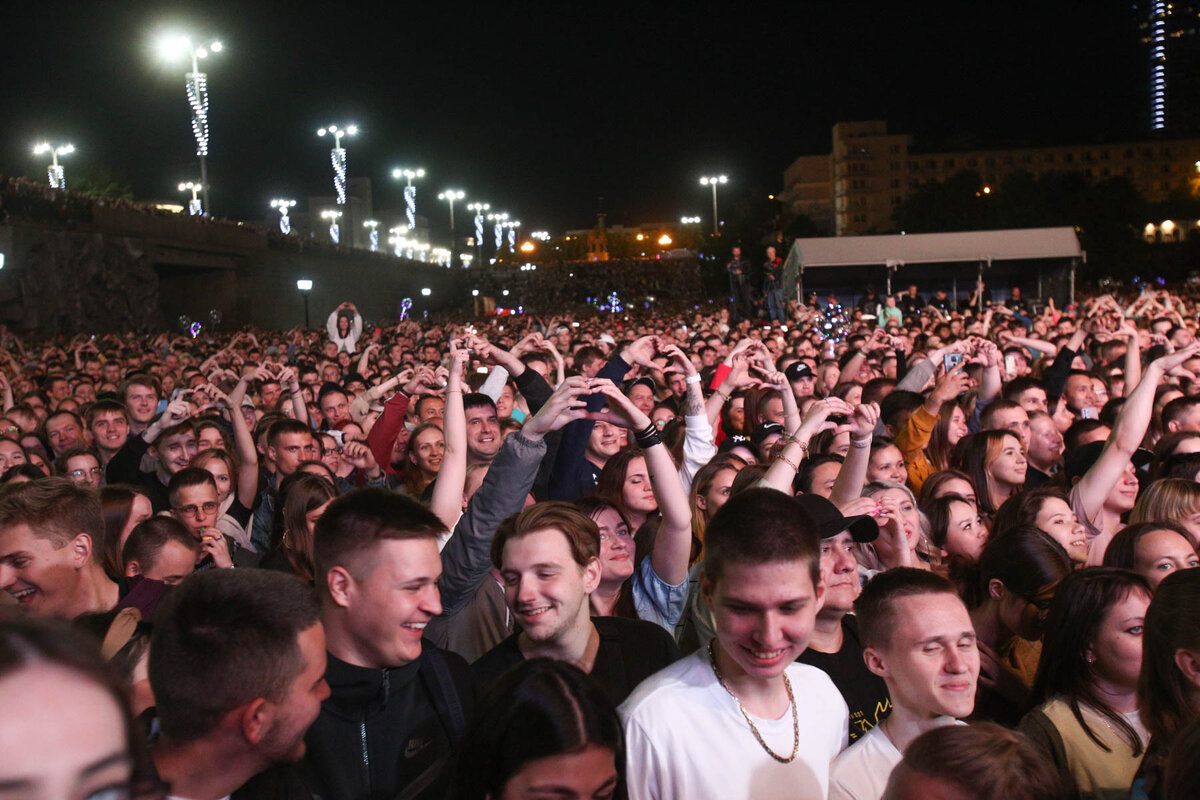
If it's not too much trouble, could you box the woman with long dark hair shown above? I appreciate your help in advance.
[1020,568,1152,798]
[952,430,1028,521]
[1103,522,1199,592]
[1133,569,1200,800]
[450,659,623,800]
[963,526,1073,725]
[261,472,336,583]
[993,487,1089,565]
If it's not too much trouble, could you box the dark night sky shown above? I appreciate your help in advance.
[1,2,1147,234]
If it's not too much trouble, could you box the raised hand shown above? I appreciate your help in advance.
[522,377,593,440]
[797,396,855,441]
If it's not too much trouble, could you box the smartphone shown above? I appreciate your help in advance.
[1004,355,1018,375]
[944,353,964,372]
[1080,407,1099,420]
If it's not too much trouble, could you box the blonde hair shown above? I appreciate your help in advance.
[1130,479,1200,530]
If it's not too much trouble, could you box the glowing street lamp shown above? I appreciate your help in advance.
[157,33,222,215]
[658,234,673,246]
[270,198,296,234]
[699,174,728,236]
[321,209,343,244]
[531,230,550,241]
[488,212,508,251]
[468,202,490,265]
[392,167,426,230]
[438,189,466,264]
[32,142,74,189]
[520,241,535,253]
[317,123,357,204]
[388,225,410,258]
[295,279,313,328]
[363,219,379,252]
[506,220,521,253]
[178,181,203,216]
[680,215,702,224]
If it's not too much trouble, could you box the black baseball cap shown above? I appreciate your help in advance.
[785,361,814,382]
[794,493,879,543]
[750,422,784,447]
[1064,441,1153,482]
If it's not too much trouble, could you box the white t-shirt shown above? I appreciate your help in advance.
[829,718,965,800]
[620,649,849,800]
[827,723,901,800]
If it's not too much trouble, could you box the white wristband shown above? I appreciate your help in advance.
[685,374,701,385]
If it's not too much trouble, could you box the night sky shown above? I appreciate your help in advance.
[1,2,1146,234]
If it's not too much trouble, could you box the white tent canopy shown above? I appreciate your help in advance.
[782,226,1084,303]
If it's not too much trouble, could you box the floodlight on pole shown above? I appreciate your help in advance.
[178,181,203,216]
[317,123,357,204]
[699,174,728,236]
[680,215,702,224]
[156,33,222,215]
[363,219,380,252]
[392,167,425,230]
[32,142,74,190]
[321,209,343,244]
[389,225,410,258]
[270,198,296,235]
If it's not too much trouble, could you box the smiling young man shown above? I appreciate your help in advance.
[620,488,848,800]
[0,479,119,618]
[104,400,197,512]
[828,568,980,800]
[299,488,474,800]
[473,502,679,707]
[85,399,130,467]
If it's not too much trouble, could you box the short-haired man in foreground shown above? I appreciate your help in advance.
[0,479,118,618]
[302,489,474,800]
[620,488,848,800]
[150,569,328,800]
[829,568,980,800]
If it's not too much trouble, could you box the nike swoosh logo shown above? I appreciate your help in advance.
[404,738,431,759]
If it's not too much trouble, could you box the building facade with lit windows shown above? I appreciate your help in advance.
[780,120,1200,236]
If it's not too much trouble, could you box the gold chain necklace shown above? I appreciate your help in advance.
[707,640,799,764]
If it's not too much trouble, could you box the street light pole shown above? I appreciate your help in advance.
[468,202,489,267]
[178,181,203,216]
[318,124,357,205]
[699,174,728,237]
[157,35,222,215]
[438,189,466,264]
[32,143,75,189]
[392,168,426,231]
[271,198,296,234]
[296,279,313,328]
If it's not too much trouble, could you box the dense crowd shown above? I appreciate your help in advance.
[4,282,1200,800]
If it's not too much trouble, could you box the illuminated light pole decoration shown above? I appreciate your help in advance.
[488,212,508,252]
[467,202,489,266]
[699,175,728,236]
[321,209,343,244]
[317,124,357,205]
[392,168,425,231]
[270,198,296,235]
[32,143,74,189]
[506,220,521,253]
[1151,0,1167,131]
[438,189,466,263]
[363,220,379,252]
[157,35,222,215]
[178,181,203,216]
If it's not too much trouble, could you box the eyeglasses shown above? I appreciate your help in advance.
[68,467,103,479]
[175,501,219,518]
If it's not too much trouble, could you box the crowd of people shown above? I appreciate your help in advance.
[4,280,1200,800]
